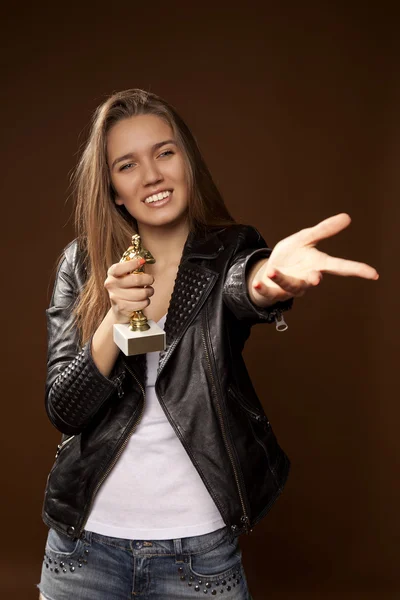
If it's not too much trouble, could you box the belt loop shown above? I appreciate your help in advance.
[81,529,92,544]
[227,527,237,545]
[173,538,184,563]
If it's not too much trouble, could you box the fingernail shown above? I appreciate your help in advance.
[139,258,146,265]
[269,270,276,279]
[253,282,262,290]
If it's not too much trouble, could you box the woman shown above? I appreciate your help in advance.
[38,89,379,600]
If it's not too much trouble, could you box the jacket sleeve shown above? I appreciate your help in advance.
[223,225,294,325]
[45,247,119,435]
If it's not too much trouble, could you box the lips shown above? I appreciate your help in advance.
[144,191,173,208]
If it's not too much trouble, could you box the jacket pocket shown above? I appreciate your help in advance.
[44,435,76,506]
[226,385,287,510]
[227,385,282,478]
[227,385,270,429]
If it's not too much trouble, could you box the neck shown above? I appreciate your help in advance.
[137,218,190,272]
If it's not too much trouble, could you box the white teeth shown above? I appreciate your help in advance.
[145,190,171,204]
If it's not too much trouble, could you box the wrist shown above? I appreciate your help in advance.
[251,285,289,308]
[248,258,293,308]
[108,305,130,325]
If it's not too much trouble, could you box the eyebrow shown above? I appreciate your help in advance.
[111,139,177,170]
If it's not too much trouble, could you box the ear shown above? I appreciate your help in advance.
[115,196,124,206]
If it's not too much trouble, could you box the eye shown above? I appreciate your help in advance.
[159,150,174,158]
[119,162,134,171]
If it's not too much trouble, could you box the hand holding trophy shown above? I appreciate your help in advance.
[113,234,166,356]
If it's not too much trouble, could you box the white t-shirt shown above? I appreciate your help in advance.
[85,314,225,540]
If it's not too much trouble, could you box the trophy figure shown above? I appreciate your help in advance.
[113,234,166,356]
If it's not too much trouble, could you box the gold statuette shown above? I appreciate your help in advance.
[120,234,155,332]
[113,233,166,356]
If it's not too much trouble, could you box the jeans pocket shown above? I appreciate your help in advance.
[45,528,86,559]
[188,533,243,586]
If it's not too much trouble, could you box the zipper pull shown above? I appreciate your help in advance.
[275,310,288,332]
[115,372,126,398]
[240,514,253,534]
[255,414,271,431]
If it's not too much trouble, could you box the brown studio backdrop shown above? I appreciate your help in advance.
[1,3,398,599]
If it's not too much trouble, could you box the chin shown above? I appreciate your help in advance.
[137,210,189,230]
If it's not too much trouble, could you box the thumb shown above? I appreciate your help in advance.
[108,256,146,277]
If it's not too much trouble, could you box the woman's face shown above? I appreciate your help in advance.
[107,114,189,230]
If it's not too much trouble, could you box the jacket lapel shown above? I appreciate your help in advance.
[157,227,225,377]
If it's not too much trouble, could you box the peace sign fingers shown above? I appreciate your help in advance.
[297,213,352,247]
[322,255,379,280]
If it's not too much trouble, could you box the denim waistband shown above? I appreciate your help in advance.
[82,525,232,556]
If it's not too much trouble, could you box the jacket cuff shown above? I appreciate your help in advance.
[47,338,117,434]
[223,247,294,323]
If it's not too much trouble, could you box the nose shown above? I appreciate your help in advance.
[142,158,163,186]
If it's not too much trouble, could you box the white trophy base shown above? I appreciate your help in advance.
[113,320,166,356]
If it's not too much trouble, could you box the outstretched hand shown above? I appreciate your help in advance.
[252,213,379,305]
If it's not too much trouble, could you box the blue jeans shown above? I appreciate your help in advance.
[38,525,251,599]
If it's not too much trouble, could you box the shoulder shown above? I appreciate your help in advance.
[63,239,84,267]
[59,238,87,273]
[216,223,268,251]
[53,239,87,291]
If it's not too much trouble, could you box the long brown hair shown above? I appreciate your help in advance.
[71,88,235,344]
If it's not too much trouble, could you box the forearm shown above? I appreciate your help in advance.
[91,307,122,377]
[46,309,122,435]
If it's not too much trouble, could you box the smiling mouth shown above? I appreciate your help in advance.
[143,190,173,207]
[143,190,173,204]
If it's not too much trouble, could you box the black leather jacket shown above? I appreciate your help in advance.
[42,224,293,540]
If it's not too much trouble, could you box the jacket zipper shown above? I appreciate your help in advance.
[154,374,229,527]
[78,368,145,537]
[200,320,252,534]
[273,309,288,331]
[55,435,75,458]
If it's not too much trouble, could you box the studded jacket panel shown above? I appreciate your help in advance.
[45,245,122,436]
[42,224,293,539]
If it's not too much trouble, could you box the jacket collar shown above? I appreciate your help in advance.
[182,226,226,260]
[152,226,228,378]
